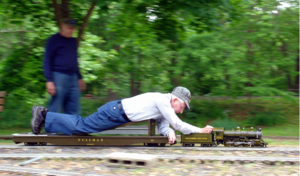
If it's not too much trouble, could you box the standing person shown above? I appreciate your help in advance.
[31,86,214,144]
[43,18,86,115]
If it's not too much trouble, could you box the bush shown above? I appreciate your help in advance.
[0,96,297,130]
[0,96,106,129]
[243,110,287,126]
[210,118,240,130]
[80,98,106,117]
[0,95,36,129]
[182,97,296,128]
[181,99,229,127]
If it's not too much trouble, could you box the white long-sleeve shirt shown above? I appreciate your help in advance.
[122,92,201,136]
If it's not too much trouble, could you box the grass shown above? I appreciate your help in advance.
[0,140,13,144]
[0,128,31,135]
[263,138,299,146]
[262,124,299,137]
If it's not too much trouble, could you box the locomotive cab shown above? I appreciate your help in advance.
[213,127,224,140]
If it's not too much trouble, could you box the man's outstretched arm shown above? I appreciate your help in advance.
[156,117,176,144]
[155,97,214,134]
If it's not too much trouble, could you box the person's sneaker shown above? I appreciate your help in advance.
[31,105,48,134]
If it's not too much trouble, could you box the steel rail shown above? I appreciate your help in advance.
[0,153,299,164]
[0,145,298,152]
[0,165,104,176]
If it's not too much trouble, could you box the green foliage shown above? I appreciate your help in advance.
[0,0,298,131]
[210,118,240,130]
[0,97,106,129]
[0,94,37,129]
[243,109,287,126]
[262,123,299,137]
[181,97,298,129]
[0,97,298,133]
[80,98,106,117]
[180,99,226,128]
[1,0,298,99]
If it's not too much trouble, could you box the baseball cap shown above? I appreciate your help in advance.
[60,17,77,26]
[171,86,191,111]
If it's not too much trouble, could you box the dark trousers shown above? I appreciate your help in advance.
[48,72,80,115]
[45,100,130,134]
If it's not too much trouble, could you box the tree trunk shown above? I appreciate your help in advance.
[51,0,61,26]
[107,76,119,101]
[225,74,230,89]
[61,0,70,18]
[130,73,141,96]
[129,51,142,96]
[295,50,299,91]
[171,77,180,87]
[107,45,120,101]
[19,30,24,45]
[77,0,97,46]
[280,42,296,91]
[245,40,254,90]
[286,72,292,90]
[224,69,230,89]
[107,87,119,101]
[245,39,254,114]
[170,58,180,87]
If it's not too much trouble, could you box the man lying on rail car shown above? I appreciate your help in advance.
[31,86,214,144]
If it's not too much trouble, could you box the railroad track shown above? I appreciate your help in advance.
[0,153,299,164]
[0,165,104,176]
[0,149,298,175]
[0,145,299,157]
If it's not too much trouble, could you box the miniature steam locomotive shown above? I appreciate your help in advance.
[181,126,268,147]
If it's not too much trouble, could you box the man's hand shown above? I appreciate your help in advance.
[78,79,86,92]
[168,130,176,144]
[200,125,214,133]
[46,82,56,96]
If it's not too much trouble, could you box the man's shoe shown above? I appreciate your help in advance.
[31,105,48,134]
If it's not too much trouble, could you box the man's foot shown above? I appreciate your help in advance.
[31,105,48,134]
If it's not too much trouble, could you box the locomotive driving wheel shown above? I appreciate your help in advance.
[233,139,241,147]
[241,138,250,147]
[223,139,232,147]
[248,139,255,147]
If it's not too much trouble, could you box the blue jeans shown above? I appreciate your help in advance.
[45,100,130,134]
[48,72,80,115]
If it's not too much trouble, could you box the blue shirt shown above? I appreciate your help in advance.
[43,33,82,82]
